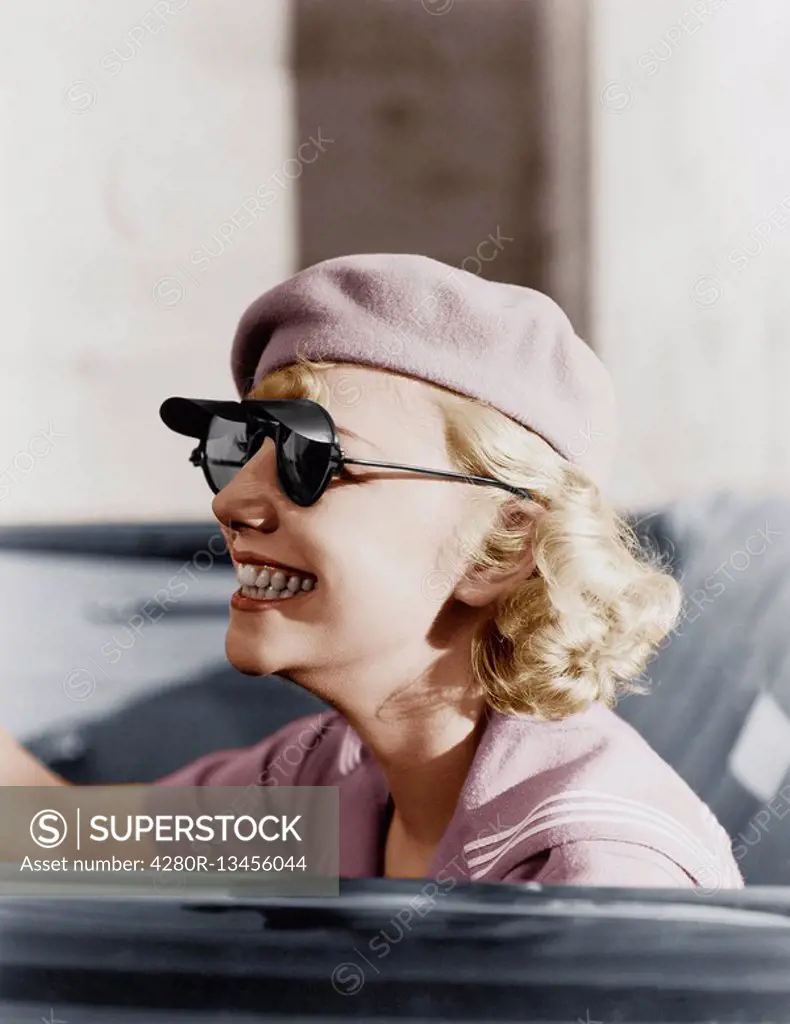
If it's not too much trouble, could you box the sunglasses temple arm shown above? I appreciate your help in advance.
[188,443,531,500]
[341,457,532,500]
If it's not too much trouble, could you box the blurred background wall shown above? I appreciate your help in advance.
[1,0,788,523]
[593,0,790,508]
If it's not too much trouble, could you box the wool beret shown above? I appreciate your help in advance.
[230,253,617,483]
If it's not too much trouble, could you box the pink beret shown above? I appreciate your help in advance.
[230,253,617,483]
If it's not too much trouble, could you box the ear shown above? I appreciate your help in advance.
[454,501,546,609]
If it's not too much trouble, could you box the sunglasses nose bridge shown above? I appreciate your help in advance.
[245,421,270,460]
[209,422,281,515]
[239,413,282,460]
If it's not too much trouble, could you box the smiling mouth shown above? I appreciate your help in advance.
[233,562,317,602]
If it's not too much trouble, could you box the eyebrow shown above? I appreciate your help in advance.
[335,425,382,453]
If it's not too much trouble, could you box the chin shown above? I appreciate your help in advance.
[224,632,284,678]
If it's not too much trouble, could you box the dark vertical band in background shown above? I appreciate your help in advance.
[534,0,590,339]
[291,0,590,337]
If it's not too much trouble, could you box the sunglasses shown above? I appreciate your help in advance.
[159,397,532,508]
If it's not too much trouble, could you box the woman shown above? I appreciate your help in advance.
[152,252,742,888]
[7,252,742,888]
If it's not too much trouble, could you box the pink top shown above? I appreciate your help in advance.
[153,702,743,889]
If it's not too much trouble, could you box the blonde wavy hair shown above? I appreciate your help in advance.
[248,357,682,721]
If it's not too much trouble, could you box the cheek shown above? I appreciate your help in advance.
[313,481,463,611]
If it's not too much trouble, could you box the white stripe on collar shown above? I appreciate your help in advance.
[463,789,733,883]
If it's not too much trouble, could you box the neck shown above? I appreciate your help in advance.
[378,708,487,847]
[337,655,488,849]
[291,602,492,850]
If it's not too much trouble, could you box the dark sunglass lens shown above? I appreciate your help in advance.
[204,416,251,491]
[277,427,335,506]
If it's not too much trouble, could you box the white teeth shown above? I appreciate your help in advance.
[234,562,317,599]
[270,570,287,591]
[238,566,258,587]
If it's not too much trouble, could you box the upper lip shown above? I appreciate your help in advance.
[230,549,315,578]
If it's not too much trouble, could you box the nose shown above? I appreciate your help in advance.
[211,439,280,535]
